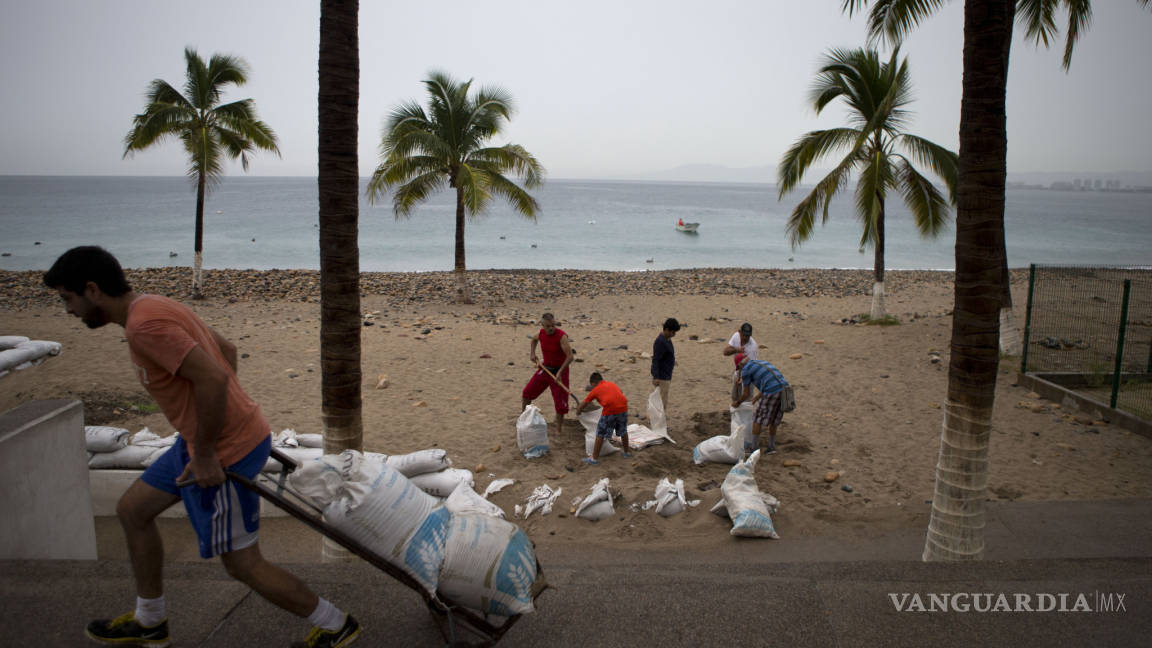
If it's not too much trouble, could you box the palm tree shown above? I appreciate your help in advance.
[367,71,545,304]
[318,0,362,455]
[123,47,280,299]
[778,47,958,321]
[841,0,1152,561]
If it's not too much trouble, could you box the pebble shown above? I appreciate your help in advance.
[824,471,840,482]
[841,484,854,493]
[376,374,389,389]
[782,459,802,467]
[789,353,803,360]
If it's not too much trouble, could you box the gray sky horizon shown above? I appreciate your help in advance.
[2,1,1150,181]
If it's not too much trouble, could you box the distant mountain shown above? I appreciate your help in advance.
[642,164,777,184]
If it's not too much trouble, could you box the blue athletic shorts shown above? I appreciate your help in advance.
[142,435,270,559]
[595,412,628,439]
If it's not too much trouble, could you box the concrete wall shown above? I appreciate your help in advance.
[0,400,97,559]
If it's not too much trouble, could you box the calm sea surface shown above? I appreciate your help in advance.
[1,176,1149,272]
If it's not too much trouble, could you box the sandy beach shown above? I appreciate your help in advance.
[3,267,1150,551]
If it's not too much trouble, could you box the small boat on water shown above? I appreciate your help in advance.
[675,220,700,233]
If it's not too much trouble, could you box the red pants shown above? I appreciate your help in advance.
[522,366,570,414]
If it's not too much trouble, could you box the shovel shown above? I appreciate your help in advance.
[535,361,582,407]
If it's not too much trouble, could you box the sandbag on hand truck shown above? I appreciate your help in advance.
[226,447,549,646]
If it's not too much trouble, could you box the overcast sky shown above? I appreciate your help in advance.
[1,1,1149,180]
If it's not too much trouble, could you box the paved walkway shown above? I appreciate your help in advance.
[3,499,1150,647]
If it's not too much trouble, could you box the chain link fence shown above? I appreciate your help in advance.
[1021,264,1152,422]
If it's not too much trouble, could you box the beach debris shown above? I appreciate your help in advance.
[824,471,840,482]
[376,374,390,389]
[490,445,501,453]
[412,400,427,407]
[789,353,803,360]
[479,353,492,358]
[482,478,515,498]
[521,484,562,518]
[574,478,615,521]
[841,484,854,493]
[782,459,802,467]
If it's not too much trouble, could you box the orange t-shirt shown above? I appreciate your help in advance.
[584,380,628,416]
[125,295,269,465]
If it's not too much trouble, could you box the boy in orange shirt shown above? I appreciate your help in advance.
[575,372,631,464]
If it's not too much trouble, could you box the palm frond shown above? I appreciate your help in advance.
[853,150,893,249]
[1018,0,1060,49]
[454,164,491,216]
[778,128,862,196]
[896,159,952,237]
[366,155,447,202]
[123,103,198,155]
[785,155,857,248]
[389,171,447,217]
[483,172,540,220]
[896,133,957,201]
[468,145,545,188]
[212,100,280,153]
[1061,0,1093,69]
[843,0,949,45]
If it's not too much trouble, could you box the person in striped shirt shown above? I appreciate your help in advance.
[732,353,789,456]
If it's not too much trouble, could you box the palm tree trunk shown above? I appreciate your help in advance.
[998,257,1022,355]
[923,0,1014,562]
[870,199,886,320]
[193,170,206,299]
[318,0,362,457]
[454,185,473,303]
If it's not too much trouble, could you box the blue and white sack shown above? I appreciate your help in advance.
[720,449,780,539]
[516,405,550,458]
[290,450,450,594]
[439,513,539,616]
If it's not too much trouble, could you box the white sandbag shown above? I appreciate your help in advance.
[445,481,506,519]
[385,448,452,477]
[720,450,779,539]
[653,478,687,517]
[692,404,747,465]
[692,435,740,465]
[410,468,475,498]
[574,478,615,521]
[576,407,620,457]
[263,446,324,472]
[0,340,61,372]
[516,405,549,458]
[710,493,780,518]
[439,513,538,615]
[289,450,450,594]
[0,336,30,350]
[85,425,131,453]
[88,444,166,469]
[483,478,515,499]
[731,402,756,451]
[272,429,300,447]
[521,484,561,518]
[295,433,323,448]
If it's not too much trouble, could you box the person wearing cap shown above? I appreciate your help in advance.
[732,353,789,456]
[575,372,631,465]
[651,317,680,413]
[723,322,758,361]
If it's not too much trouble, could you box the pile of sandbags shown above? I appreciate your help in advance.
[290,450,538,616]
[86,427,176,469]
[0,337,62,378]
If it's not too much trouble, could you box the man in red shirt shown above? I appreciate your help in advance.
[521,312,575,435]
[44,247,358,648]
[575,372,631,464]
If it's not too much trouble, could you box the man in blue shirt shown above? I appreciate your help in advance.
[732,353,788,456]
[651,317,680,414]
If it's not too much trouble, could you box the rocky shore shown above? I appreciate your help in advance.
[0,267,1030,311]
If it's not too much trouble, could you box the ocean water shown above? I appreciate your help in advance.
[0,175,1149,272]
